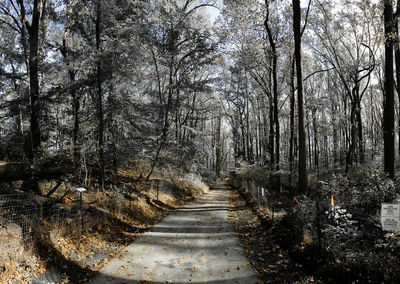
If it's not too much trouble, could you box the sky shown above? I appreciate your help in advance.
[205,5,221,24]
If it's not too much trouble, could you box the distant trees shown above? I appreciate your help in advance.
[1,0,400,188]
[144,0,218,180]
[218,0,398,187]
[312,0,377,171]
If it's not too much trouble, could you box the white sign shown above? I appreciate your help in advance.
[381,203,400,231]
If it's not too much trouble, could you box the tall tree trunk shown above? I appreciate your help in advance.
[72,72,80,170]
[289,57,295,184]
[307,110,312,168]
[146,52,175,181]
[215,115,222,178]
[293,0,308,193]
[62,32,80,172]
[27,0,42,160]
[332,104,339,165]
[347,101,357,167]
[246,95,251,163]
[273,58,280,172]
[384,0,395,179]
[356,100,364,163]
[17,0,42,194]
[265,0,279,172]
[269,95,274,167]
[312,109,319,174]
[95,0,104,189]
[394,1,400,156]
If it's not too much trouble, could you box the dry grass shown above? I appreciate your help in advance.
[0,223,46,283]
[0,169,209,283]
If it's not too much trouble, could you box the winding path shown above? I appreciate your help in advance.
[87,181,258,284]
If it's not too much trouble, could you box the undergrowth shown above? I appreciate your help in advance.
[229,165,400,283]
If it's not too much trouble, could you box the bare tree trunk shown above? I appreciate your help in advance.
[61,32,80,172]
[289,57,295,183]
[95,0,104,189]
[307,110,312,168]
[269,96,274,167]
[264,1,280,173]
[394,1,400,156]
[146,51,175,181]
[356,100,364,163]
[22,0,42,160]
[384,0,395,178]
[17,0,42,194]
[215,115,222,178]
[312,109,319,174]
[293,0,308,193]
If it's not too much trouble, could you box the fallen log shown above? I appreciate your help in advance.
[0,157,73,182]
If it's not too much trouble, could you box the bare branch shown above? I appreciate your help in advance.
[301,0,312,37]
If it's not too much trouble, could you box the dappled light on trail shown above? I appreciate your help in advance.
[87,182,258,284]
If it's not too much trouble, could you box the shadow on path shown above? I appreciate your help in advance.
[86,181,259,284]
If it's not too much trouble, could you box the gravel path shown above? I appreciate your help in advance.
[87,181,258,284]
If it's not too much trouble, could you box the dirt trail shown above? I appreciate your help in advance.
[87,181,258,284]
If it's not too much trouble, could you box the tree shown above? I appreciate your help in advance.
[293,0,308,193]
[383,0,395,178]
[145,0,217,180]
[394,1,400,156]
[264,0,280,171]
[311,0,377,170]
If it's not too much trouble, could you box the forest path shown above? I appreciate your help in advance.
[87,181,258,284]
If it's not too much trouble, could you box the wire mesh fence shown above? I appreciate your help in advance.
[0,179,171,254]
[0,194,40,249]
[0,177,204,283]
[242,180,274,208]
[229,171,280,219]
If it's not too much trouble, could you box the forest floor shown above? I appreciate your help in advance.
[228,173,400,284]
[86,181,258,284]
[228,185,312,284]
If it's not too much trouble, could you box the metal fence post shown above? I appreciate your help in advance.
[76,188,87,235]
[157,180,160,201]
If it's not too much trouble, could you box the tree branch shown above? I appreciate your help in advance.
[301,0,312,37]
[304,67,335,81]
